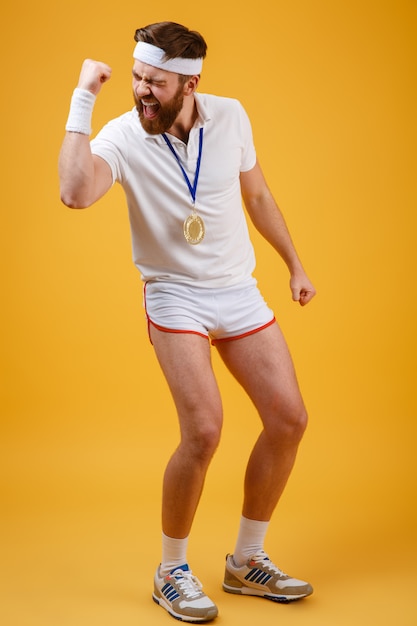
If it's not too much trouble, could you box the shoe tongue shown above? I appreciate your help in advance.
[170,564,189,574]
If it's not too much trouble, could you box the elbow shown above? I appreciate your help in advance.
[61,198,88,210]
[60,188,91,210]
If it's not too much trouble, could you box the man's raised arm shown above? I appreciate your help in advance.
[58,59,113,208]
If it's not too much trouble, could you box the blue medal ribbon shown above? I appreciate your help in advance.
[162,127,203,206]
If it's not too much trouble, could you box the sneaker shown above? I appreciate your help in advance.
[153,564,219,622]
[223,551,313,603]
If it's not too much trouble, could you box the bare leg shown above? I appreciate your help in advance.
[216,322,308,521]
[150,327,223,538]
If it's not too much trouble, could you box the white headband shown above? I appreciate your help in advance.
[133,41,203,75]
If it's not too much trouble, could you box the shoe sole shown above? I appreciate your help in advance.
[153,593,218,623]
[222,582,310,603]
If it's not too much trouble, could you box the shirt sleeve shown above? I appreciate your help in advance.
[237,101,257,172]
[90,116,130,184]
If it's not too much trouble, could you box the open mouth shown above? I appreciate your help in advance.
[141,100,160,119]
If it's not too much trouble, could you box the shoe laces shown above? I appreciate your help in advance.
[170,569,204,599]
[251,551,288,577]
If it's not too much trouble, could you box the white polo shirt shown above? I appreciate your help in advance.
[90,93,257,288]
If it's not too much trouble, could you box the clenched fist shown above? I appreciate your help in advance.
[77,59,112,96]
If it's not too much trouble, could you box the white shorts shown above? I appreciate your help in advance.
[144,278,275,345]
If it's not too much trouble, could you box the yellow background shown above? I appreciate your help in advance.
[1,1,416,624]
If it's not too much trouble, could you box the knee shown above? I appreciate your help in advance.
[266,401,308,444]
[199,422,222,456]
[181,413,222,463]
[291,405,308,440]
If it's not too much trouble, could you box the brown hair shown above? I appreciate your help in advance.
[134,21,207,61]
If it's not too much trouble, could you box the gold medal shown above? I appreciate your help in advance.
[183,211,205,245]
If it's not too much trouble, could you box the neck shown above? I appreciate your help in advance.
[167,95,198,143]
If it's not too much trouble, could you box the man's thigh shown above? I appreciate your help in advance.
[149,326,223,428]
[215,322,305,418]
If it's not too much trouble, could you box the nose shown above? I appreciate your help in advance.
[135,79,151,97]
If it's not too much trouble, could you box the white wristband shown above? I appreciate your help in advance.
[65,88,96,135]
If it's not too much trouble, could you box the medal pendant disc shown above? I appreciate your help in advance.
[183,213,205,245]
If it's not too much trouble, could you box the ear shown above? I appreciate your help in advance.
[183,75,200,95]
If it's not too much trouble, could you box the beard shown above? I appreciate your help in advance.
[134,83,185,135]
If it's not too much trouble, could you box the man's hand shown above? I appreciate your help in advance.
[77,59,112,96]
[290,272,316,307]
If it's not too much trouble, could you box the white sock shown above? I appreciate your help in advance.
[232,516,270,567]
[160,533,189,576]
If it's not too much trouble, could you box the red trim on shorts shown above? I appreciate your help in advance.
[147,318,209,344]
[211,317,276,346]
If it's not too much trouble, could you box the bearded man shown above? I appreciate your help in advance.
[59,20,316,623]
